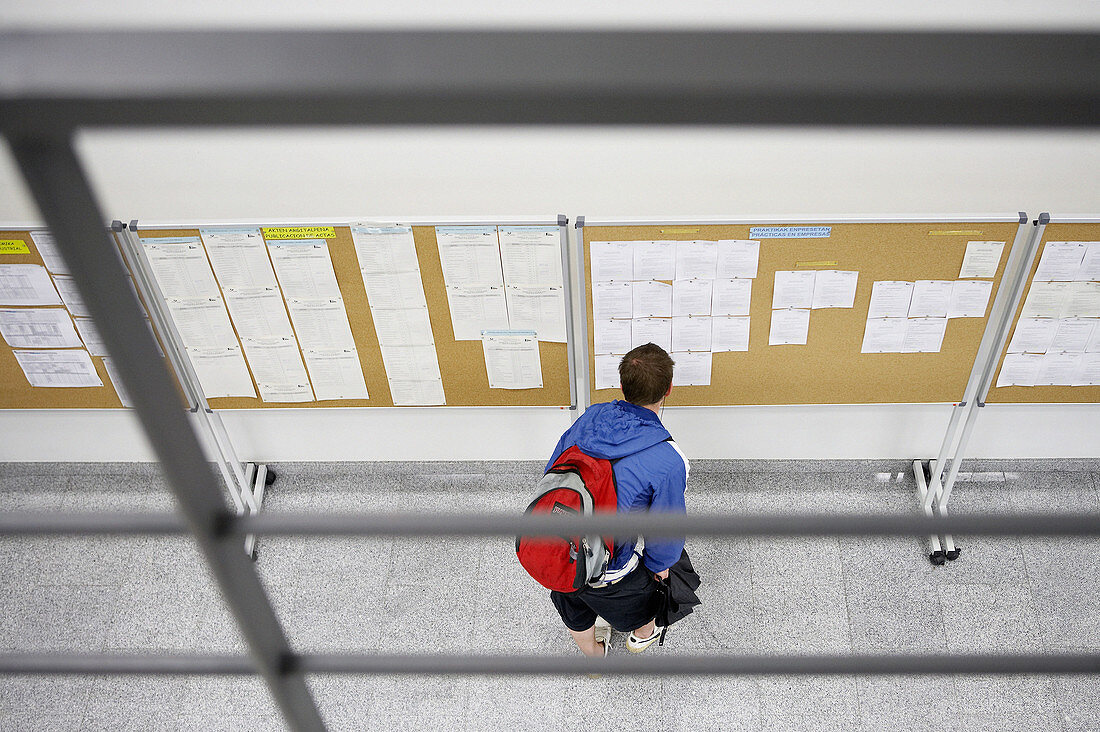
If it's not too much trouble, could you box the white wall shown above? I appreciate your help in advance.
[2,19,1099,462]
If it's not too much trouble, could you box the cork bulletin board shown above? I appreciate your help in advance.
[0,228,146,408]
[987,221,1100,404]
[136,224,571,408]
[581,220,1025,406]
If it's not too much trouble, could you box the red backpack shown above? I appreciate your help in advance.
[515,445,619,593]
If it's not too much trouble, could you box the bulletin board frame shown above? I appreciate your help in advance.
[131,218,575,409]
[987,216,1100,404]
[0,223,147,409]
[576,215,1030,408]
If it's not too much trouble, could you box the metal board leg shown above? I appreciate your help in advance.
[913,460,945,564]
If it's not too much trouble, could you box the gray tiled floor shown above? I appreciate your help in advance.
[0,460,1097,731]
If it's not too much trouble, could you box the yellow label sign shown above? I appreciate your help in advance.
[660,228,700,234]
[0,240,30,254]
[797,260,839,267]
[929,230,982,236]
[261,226,336,240]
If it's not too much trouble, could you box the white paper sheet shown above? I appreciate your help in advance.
[675,240,718,280]
[958,241,1005,278]
[1076,242,1100,281]
[711,316,750,352]
[711,278,752,316]
[380,344,444,382]
[13,348,102,387]
[482,330,543,389]
[901,317,948,353]
[908,280,953,318]
[1088,322,1100,353]
[593,319,632,355]
[79,317,160,358]
[0,264,62,306]
[166,298,240,350]
[267,240,343,299]
[867,281,913,319]
[1034,241,1087,282]
[1007,318,1058,354]
[810,270,858,309]
[1021,282,1070,318]
[100,357,133,407]
[632,280,673,318]
[445,285,509,340]
[505,285,567,342]
[436,225,503,287]
[369,307,435,346]
[286,297,357,350]
[240,337,314,402]
[768,308,810,345]
[672,279,713,316]
[996,353,1043,387]
[772,271,815,310]
[361,270,429,310]
[187,346,256,397]
[498,226,563,287]
[716,240,760,279]
[73,317,107,356]
[1075,353,1100,385]
[50,275,91,317]
[200,228,278,289]
[592,281,633,320]
[589,241,634,282]
[1049,318,1096,353]
[351,225,420,274]
[631,318,672,352]
[0,308,81,349]
[1035,353,1083,386]
[594,353,622,390]
[672,316,712,352]
[860,318,907,353]
[302,348,369,400]
[387,378,446,406]
[633,241,676,281]
[142,237,222,299]
[1061,282,1100,318]
[948,280,993,318]
[671,351,712,386]
[223,287,295,341]
[29,231,69,274]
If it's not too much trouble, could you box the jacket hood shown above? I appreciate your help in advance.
[574,400,671,460]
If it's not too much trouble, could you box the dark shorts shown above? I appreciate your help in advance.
[550,566,660,633]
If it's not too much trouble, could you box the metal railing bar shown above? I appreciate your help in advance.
[1,510,1098,538]
[5,134,325,732]
[1,652,1096,677]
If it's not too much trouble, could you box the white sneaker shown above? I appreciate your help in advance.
[626,626,664,653]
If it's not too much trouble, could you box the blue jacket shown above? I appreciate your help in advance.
[547,400,688,574]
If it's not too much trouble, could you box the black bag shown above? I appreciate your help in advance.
[654,548,702,645]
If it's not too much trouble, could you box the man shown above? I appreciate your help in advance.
[546,343,688,659]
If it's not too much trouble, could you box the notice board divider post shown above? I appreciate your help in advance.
[574,217,590,416]
[915,214,1044,563]
[119,221,270,557]
[556,215,579,418]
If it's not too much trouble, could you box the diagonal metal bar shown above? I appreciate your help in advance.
[1,652,1096,677]
[0,30,1098,131]
[1,509,1099,538]
[4,134,324,732]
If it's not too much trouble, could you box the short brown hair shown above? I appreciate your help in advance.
[619,343,674,406]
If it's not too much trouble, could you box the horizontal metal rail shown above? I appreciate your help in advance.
[1,30,1098,131]
[1,510,1098,538]
[2,652,1096,677]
